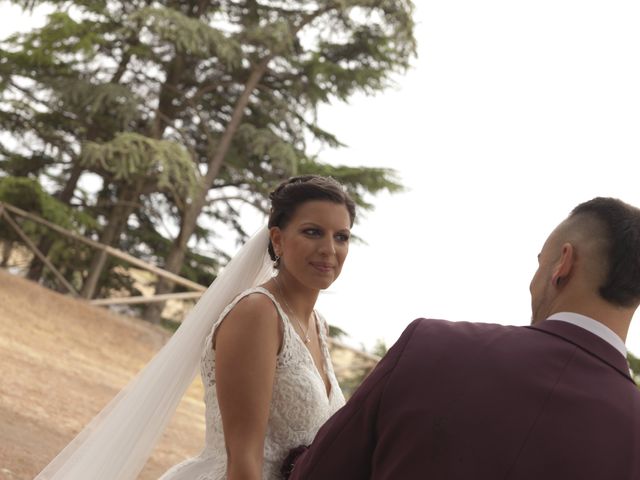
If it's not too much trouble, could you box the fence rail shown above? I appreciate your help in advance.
[0,201,380,366]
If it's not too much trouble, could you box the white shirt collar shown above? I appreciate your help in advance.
[546,312,627,358]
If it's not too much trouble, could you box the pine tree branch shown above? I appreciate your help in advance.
[190,78,238,105]
[154,109,199,163]
[110,45,135,84]
[201,54,274,188]
[206,195,268,214]
[292,5,335,36]
[7,80,51,111]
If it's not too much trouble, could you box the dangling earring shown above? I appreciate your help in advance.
[273,254,281,269]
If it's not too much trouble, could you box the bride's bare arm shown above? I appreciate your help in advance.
[214,293,282,480]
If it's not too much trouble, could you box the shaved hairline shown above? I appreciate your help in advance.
[554,212,610,285]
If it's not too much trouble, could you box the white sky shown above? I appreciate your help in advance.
[312,0,640,357]
[2,1,640,356]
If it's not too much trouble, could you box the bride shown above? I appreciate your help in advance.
[36,175,355,480]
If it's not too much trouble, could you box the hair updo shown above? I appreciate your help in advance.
[267,175,356,262]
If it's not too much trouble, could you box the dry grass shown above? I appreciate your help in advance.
[0,269,205,480]
[0,267,377,480]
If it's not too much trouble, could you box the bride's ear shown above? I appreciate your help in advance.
[269,227,283,256]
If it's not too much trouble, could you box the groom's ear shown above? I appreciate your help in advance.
[551,242,575,287]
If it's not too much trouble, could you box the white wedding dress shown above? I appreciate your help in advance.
[159,287,346,480]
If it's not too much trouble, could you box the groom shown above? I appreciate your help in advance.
[286,197,640,479]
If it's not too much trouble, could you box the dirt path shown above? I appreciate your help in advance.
[0,269,205,479]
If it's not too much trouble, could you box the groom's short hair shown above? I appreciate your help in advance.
[570,197,640,307]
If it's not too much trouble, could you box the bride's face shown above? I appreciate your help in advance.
[271,200,351,291]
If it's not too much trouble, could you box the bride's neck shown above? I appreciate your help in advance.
[272,274,318,322]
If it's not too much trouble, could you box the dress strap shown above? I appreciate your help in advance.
[206,286,293,354]
[249,287,291,328]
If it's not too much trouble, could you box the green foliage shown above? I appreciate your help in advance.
[328,324,349,341]
[126,7,242,63]
[80,133,200,200]
[244,19,295,55]
[371,338,388,357]
[54,81,143,136]
[0,152,52,177]
[0,177,96,267]
[629,352,640,386]
[234,124,299,173]
[298,158,403,211]
[40,235,93,290]
[337,338,383,399]
[124,210,223,286]
[1,0,417,308]
[28,11,105,56]
[2,11,105,72]
[0,177,73,229]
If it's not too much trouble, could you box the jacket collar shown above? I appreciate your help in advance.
[527,319,635,385]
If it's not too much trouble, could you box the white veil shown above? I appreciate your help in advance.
[36,226,273,480]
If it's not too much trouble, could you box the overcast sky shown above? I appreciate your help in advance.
[311,0,640,357]
[2,1,640,356]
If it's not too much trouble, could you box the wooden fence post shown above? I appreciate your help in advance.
[1,202,206,292]
[0,209,80,296]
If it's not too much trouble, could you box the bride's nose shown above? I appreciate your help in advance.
[318,236,336,256]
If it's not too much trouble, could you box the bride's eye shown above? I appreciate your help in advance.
[303,228,321,237]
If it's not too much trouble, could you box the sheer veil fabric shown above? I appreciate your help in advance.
[36,226,273,480]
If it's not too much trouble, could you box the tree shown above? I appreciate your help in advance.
[371,338,388,357]
[139,0,417,322]
[1,1,417,322]
[0,177,94,288]
[0,14,150,280]
[77,133,199,298]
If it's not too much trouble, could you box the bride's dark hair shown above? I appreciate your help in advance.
[267,175,356,262]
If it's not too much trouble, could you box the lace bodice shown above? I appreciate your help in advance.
[160,287,345,480]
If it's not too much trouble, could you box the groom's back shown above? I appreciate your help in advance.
[372,318,640,480]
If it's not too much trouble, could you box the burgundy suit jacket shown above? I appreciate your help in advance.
[290,318,640,480]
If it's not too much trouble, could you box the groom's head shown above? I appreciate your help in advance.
[530,197,640,329]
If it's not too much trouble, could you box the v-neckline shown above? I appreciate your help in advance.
[255,287,333,401]
[297,310,333,401]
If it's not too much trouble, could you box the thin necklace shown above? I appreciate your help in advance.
[274,276,312,344]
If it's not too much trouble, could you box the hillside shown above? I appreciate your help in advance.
[0,269,205,479]
[0,268,379,480]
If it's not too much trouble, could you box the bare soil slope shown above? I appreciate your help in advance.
[0,269,205,480]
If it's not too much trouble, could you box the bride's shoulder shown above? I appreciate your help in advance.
[224,288,280,324]
[213,289,282,348]
[237,288,276,308]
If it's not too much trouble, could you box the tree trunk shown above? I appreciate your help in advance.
[142,56,273,323]
[80,188,139,299]
[1,240,12,267]
[26,236,54,280]
[26,162,84,281]
[150,55,185,140]
[58,162,84,204]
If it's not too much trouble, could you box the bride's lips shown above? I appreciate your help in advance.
[310,262,334,273]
